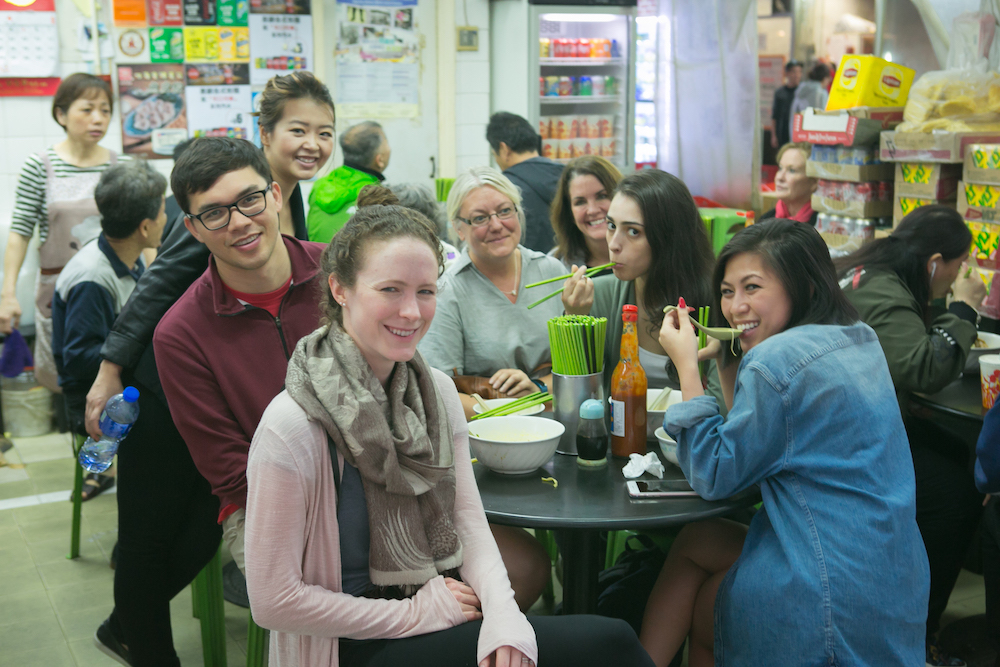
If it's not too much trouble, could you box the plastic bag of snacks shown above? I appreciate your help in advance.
[897,65,1000,133]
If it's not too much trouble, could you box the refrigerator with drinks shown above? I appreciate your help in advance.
[491,0,637,172]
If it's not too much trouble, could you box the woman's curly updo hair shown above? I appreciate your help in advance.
[319,184,444,325]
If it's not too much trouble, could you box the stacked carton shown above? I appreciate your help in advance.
[793,108,901,247]
[962,145,1000,318]
[892,162,962,226]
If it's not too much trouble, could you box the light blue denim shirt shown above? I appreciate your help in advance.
[665,322,929,667]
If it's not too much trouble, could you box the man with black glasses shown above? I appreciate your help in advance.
[153,136,324,580]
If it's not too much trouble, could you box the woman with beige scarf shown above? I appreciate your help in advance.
[244,186,655,667]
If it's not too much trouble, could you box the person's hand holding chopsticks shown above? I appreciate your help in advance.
[561,264,594,315]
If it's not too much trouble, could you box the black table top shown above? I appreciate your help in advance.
[911,373,986,422]
[474,449,760,531]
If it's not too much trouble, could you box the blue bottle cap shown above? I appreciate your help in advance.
[123,386,140,403]
[579,399,604,420]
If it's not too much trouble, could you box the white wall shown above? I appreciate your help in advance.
[453,0,492,175]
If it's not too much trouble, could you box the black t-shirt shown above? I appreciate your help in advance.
[772,85,798,146]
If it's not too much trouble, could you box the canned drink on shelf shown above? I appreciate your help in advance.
[540,38,551,58]
[545,76,560,96]
[597,115,614,138]
[541,137,556,159]
[591,75,605,96]
[554,38,570,58]
[540,77,546,96]
[603,75,617,96]
[577,38,590,57]
[556,139,572,160]
[854,181,875,202]
[878,181,893,201]
[570,138,586,158]
[539,117,551,139]
[582,137,599,155]
[601,137,617,157]
[580,114,600,138]
[835,145,853,165]
[566,38,580,57]
[578,76,593,96]
[592,38,610,58]
[558,76,574,96]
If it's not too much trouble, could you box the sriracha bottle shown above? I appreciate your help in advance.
[610,305,647,457]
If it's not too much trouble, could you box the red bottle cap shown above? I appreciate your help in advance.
[622,304,638,322]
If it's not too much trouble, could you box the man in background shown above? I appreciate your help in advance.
[308,120,390,242]
[771,60,802,150]
[487,112,564,253]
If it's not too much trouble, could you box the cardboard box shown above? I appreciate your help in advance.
[792,108,884,147]
[965,144,1000,186]
[892,194,956,226]
[958,180,1000,224]
[968,220,1000,269]
[807,160,894,182]
[819,233,869,253]
[880,130,1000,164]
[813,194,892,219]
[977,267,1000,320]
[827,55,915,111]
[894,162,962,199]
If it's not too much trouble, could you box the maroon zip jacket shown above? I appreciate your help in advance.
[153,236,325,513]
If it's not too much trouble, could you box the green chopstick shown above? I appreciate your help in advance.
[524,262,615,289]
[469,392,552,420]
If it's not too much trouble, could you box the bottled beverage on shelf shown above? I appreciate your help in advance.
[78,387,140,473]
[610,39,621,58]
[577,38,590,57]
[610,305,647,458]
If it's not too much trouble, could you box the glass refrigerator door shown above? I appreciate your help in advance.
[634,14,657,169]
[533,7,635,172]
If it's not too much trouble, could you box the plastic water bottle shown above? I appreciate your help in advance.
[78,387,140,473]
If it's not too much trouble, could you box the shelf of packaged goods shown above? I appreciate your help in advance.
[540,95,619,104]
[540,58,624,66]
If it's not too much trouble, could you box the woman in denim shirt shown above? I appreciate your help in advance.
[643,220,929,667]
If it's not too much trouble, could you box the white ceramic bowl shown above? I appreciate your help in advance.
[966,331,1000,374]
[467,416,564,475]
[646,389,683,440]
[472,398,545,416]
[654,427,679,466]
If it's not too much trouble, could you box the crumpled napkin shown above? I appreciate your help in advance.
[622,452,665,479]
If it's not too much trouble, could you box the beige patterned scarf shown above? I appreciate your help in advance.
[285,323,463,589]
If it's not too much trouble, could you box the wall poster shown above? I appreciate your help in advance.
[334,0,419,118]
[0,0,59,78]
[248,13,311,85]
[118,63,188,157]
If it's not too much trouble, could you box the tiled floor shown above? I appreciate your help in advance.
[0,430,990,666]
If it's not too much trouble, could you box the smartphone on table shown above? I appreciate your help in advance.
[626,479,699,499]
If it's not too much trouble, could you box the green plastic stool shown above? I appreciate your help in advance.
[247,610,268,666]
[191,545,228,667]
[534,529,558,603]
[68,433,85,559]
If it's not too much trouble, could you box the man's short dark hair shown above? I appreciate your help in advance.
[784,60,802,73]
[95,162,167,239]
[486,112,539,155]
[170,137,273,214]
[808,62,831,81]
[340,121,385,169]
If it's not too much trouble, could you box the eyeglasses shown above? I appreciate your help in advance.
[456,205,517,227]
[187,184,272,231]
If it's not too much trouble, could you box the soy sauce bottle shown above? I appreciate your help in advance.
[576,399,608,468]
[610,304,647,458]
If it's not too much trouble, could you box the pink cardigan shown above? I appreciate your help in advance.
[245,368,537,667]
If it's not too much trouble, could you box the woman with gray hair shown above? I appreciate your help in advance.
[418,167,567,612]
[386,182,461,268]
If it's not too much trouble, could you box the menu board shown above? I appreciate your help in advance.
[249,14,311,85]
[250,0,308,14]
[118,63,188,157]
[148,0,184,26]
[185,68,253,139]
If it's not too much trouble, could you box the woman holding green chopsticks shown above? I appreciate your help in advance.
[561,169,720,402]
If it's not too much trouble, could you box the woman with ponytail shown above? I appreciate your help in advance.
[836,205,987,666]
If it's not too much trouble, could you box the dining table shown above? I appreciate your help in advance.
[473,447,760,615]
[910,372,986,463]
